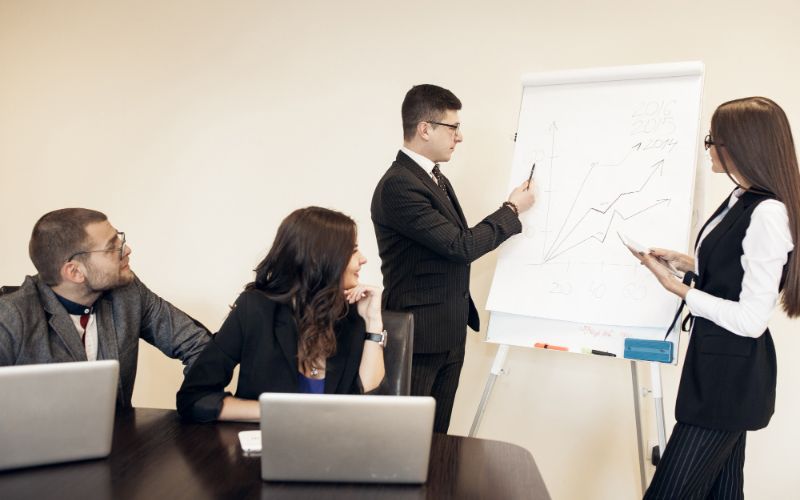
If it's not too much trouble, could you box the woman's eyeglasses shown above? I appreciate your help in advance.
[704,134,724,150]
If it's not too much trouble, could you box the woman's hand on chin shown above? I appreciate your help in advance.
[345,284,383,332]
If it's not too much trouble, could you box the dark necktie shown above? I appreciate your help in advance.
[79,313,90,347]
[431,164,449,197]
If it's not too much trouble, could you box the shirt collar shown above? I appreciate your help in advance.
[400,146,437,175]
[53,292,95,315]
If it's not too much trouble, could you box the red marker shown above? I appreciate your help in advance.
[534,342,568,351]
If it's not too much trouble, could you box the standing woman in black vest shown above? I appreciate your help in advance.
[634,97,800,499]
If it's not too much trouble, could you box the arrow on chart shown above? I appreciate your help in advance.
[543,158,668,262]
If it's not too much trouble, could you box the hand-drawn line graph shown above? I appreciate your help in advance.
[537,126,673,263]
[485,65,703,332]
[543,158,670,262]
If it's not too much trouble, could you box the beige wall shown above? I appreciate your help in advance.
[2,1,799,497]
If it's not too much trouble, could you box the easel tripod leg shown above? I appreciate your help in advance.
[469,344,510,437]
[631,360,647,495]
[649,361,667,466]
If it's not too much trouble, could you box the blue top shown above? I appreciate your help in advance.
[297,373,325,394]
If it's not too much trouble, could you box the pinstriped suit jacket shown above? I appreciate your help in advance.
[371,151,522,353]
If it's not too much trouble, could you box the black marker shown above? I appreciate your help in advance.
[591,349,616,357]
[524,162,536,191]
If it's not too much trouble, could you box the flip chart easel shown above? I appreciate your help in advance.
[472,62,704,495]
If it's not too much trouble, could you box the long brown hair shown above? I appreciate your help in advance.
[711,96,800,316]
[246,207,356,371]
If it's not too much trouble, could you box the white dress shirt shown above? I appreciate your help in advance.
[68,312,98,361]
[400,146,438,183]
[685,189,794,338]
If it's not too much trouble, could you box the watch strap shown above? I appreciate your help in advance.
[365,330,387,347]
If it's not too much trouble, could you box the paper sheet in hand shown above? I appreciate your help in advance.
[617,231,649,254]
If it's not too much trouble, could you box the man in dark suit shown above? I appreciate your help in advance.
[371,84,534,433]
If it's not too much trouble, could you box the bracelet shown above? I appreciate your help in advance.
[502,201,519,216]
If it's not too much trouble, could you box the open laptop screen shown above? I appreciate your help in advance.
[258,393,435,484]
[0,360,119,471]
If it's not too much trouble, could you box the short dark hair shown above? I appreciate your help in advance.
[247,206,357,371]
[401,84,462,141]
[29,208,108,285]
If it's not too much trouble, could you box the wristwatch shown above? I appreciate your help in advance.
[365,330,387,348]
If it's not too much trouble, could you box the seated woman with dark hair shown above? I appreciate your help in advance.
[177,207,386,422]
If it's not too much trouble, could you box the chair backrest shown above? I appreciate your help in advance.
[381,310,414,396]
[0,286,20,297]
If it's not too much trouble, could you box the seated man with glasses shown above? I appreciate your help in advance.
[0,208,211,406]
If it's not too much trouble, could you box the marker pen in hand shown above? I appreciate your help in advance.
[524,162,536,191]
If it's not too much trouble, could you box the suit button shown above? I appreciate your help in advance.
[463,292,469,299]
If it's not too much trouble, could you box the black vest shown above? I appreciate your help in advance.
[676,191,783,431]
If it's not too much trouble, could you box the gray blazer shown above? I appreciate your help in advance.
[0,275,211,407]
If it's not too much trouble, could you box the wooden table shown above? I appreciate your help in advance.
[0,408,550,499]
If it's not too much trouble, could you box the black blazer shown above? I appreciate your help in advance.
[177,291,371,422]
[676,191,782,431]
[371,151,521,353]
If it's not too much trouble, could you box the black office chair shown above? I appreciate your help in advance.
[381,310,414,396]
[0,286,20,296]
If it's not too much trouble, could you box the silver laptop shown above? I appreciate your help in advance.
[0,360,119,470]
[258,393,435,483]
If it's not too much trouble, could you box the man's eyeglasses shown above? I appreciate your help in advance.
[427,121,461,134]
[704,134,723,150]
[66,232,127,262]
